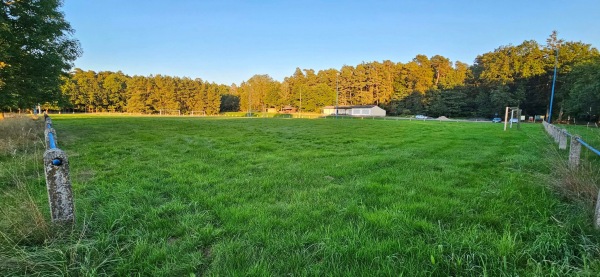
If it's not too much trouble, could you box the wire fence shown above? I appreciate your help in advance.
[542,121,600,229]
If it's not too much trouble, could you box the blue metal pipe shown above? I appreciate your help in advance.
[548,48,558,123]
[577,138,600,157]
[48,131,57,149]
[548,125,599,156]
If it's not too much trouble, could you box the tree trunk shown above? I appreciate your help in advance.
[557,106,564,123]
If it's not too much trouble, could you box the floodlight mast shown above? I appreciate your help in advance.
[299,87,302,117]
[336,72,339,119]
[248,83,251,117]
[548,47,559,123]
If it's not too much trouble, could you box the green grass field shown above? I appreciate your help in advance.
[2,116,600,276]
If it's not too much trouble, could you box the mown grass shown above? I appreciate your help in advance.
[2,116,600,276]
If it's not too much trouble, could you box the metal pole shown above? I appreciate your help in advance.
[336,73,339,119]
[248,84,251,117]
[548,48,558,123]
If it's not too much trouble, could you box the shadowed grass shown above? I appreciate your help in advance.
[2,115,600,275]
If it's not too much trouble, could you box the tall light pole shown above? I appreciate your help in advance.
[299,86,302,117]
[548,46,559,123]
[336,72,339,119]
[247,84,252,117]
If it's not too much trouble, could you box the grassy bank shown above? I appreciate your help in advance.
[2,116,599,275]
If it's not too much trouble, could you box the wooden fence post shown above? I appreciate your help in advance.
[569,136,581,168]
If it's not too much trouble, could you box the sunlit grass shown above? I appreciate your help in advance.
[2,116,599,275]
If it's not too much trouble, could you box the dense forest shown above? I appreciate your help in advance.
[44,33,600,121]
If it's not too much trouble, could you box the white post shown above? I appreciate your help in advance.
[504,106,509,131]
[510,109,515,128]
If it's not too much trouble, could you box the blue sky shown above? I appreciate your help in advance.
[63,0,600,85]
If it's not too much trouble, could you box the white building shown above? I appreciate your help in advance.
[323,105,386,117]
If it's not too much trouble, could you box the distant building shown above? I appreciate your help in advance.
[280,105,297,114]
[323,105,386,117]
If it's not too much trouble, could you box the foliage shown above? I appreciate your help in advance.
[6,29,594,120]
[0,0,81,110]
[61,70,224,115]
[563,59,600,122]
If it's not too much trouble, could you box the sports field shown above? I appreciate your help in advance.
[2,115,599,276]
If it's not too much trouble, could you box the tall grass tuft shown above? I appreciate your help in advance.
[545,127,600,210]
[0,116,49,241]
[1,116,125,276]
[0,116,56,273]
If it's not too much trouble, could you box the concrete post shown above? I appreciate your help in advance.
[558,129,567,150]
[43,148,75,223]
[45,116,53,127]
[595,189,600,230]
[569,136,581,168]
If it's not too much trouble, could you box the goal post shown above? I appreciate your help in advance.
[190,110,206,116]
[504,106,522,131]
[159,109,181,116]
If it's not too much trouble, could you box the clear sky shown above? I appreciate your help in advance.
[62,0,600,85]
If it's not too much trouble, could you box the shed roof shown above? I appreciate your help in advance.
[323,105,379,109]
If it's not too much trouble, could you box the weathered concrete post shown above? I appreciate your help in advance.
[43,115,75,224]
[558,129,567,150]
[45,116,52,126]
[595,189,600,229]
[43,148,75,223]
[552,126,560,143]
[569,136,581,168]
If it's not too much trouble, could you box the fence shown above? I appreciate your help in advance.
[542,121,600,229]
[43,114,75,224]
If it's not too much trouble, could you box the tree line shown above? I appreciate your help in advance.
[2,10,599,122]
[54,32,598,121]
[60,69,227,115]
